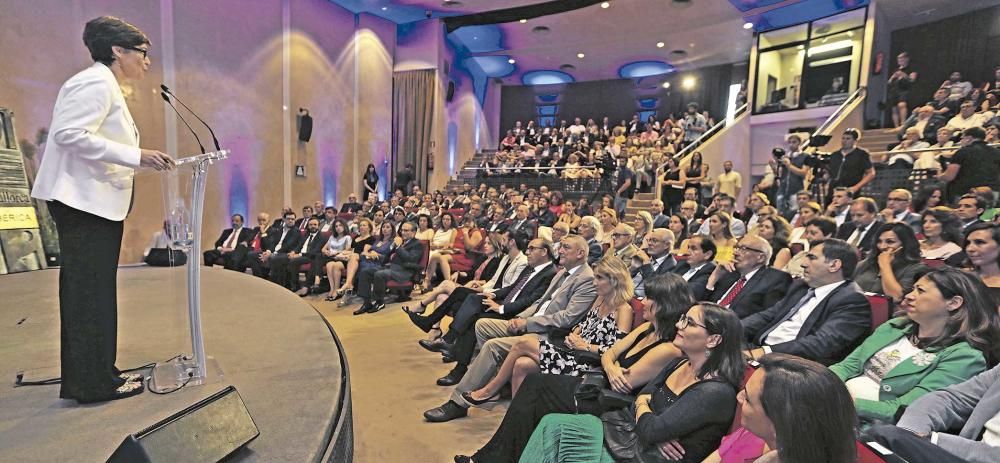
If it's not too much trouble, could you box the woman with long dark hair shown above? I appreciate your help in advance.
[31,16,176,402]
[853,223,930,302]
[363,163,379,202]
[920,206,964,260]
[912,184,945,215]
[680,151,709,203]
[964,222,1000,307]
[515,302,744,463]
[831,268,998,423]
[456,274,695,463]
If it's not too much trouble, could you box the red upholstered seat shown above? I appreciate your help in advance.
[922,258,946,268]
[856,441,888,463]
[629,297,645,330]
[337,212,355,221]
[730,363,757,433]
[386,240,430,300]
[866,294,891,330]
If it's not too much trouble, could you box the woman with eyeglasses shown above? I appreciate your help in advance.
[853,223,930,303]
[456,274,695,463]
[513,302,744,463]
[829,268,998,424]
[31,16,175,403]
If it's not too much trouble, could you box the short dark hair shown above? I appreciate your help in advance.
[83,16,150,66]
[687,102,700,111]
[690,234,716,260]
[814,238,859,277]
[644,274,695,341]
[324,206,336,212]
[231,214,244,222]
[963,126,987,140]
[283,211,296,219]
[511,231,530,253]
[805,217,837,239]
[922,206,963,245]
[961,193,989,212]
[833,186,854,199]
[842,128,860,140]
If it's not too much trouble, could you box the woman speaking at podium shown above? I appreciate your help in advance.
[30,16,174,403]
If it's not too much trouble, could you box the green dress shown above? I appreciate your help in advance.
[519,414,616,463]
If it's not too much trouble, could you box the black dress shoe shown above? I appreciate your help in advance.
[353,304,372,315]
[406,311,435,332]
[423,400,468,422]
[76,380,145,404]
[441,354,456,364]
[418,338,451,353]
[370,301,386,313]
[436,366,466,386]
[454,456,472,463]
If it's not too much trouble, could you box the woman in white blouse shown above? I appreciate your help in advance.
[323,220,353,299]
[419,212,457,291]
[920,206,964,260]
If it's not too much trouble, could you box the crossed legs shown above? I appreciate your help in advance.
[467,337,541,401]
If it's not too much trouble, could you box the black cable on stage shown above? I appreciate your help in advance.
[14,355,183,387]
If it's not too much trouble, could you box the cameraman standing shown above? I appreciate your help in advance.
[775,134,809,215]
[825,128,875,203]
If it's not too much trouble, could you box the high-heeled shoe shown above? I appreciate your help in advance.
[401,300,428,315]
[325,292,343,302]
[461,390,500,406]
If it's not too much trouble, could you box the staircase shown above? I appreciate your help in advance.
[623,191,656,225]
[443,149,496,192]
[859,128,898,154]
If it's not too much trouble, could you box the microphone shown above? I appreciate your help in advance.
[161,92,206,154]
[160,84,221,152]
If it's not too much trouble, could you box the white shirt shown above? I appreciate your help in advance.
[847,221,875,246]
[498,261,552,314]
[834,207,850,227]
[844,337,923,401]
[682,262,709,281]
[947,112,989,131]
[715,267,761,304]
[764,281,843,347]
[484,252,528,293]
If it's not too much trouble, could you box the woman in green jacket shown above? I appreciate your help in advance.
[830,268,1000,423]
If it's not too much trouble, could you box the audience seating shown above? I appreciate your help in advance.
[386,240,430,302]
[856,441,888,463]
[922,258,946,269]
[629,297,645,330]
[865,294,891,330]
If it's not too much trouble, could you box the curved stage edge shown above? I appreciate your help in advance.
[0,266,352,462]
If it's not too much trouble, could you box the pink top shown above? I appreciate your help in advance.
[719,427,766,463]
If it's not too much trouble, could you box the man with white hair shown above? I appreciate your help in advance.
[607,223,638,264]
[631,228,677,297]
[879,188,921,233]
[706,234,791,319]
[577,216,605,266]
[650,199,670,229]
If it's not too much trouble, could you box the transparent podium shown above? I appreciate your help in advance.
[152,149,230,392]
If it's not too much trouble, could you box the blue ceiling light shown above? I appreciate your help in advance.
[463,56,516,77]
[522,70,575,86]
[618,61,676,79]
[448,25,504,53]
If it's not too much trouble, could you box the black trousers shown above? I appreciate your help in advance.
[450,293,507,366]
[48,201,127,401]
[248,251,269,278]
[473,373,597,463]
[424,286,477,328]
[357,267,394,303]
[863,424,967,463]
[268,253,309,290]
[202,247,248,270]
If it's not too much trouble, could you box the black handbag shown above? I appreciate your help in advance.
[574,373,636,414]
[602,406,665,463]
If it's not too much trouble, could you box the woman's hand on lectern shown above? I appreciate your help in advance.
[140,149,175,171]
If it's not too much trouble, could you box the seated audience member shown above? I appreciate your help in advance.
[294,205,314,231]
[956,193,987,231]
[534,196,557,228]
[404,233,504,317]
[268,217,323,292]
[740,192,769,230]
[547,222,570,255]
[203,214,253,270]
[836,197,881,257]
[672,234,717,299]
[743,239,871,365]
[831,268,999,424]
[782,217,837,278]
[458,274,695,463]
[945,100,989,132]
[826,187,854,227]
[318,219,357,298]
[423,235,596,422]
[424,214,484,289]
[651,199,670,228]
[143,221,186,267]
[700,354,859,463]
[885,127,931,167]
[920,206,965,261]
[707,234,792,318]
[913,127,953,171]
[706,211,739,263]
[606,223,639,264]
[630,228,677,298]
[340,193,361,214]
[854,223,930,303]
[698,194,747,238]
[787,200,822,244]
[597,207,619,245]
[865,363,1000,463]
[515,303,743,463]
[318,207,337,233]
[913,184,946,215]
[754,215,792,268]
[782,190,812,224]
[880,188,922,233]
[450,231,502,286]
[964,223,1000,303]
[249,211,302,278]
[420,212,458,288]
[556,200,581,231]
[634,210,654,247]
[668,213,690,255]
[329,219,387,301]
[413,213,434,241]
[938,127,1000,203]
[577,215,605,266]
[508,204,537,238]
[460,258,634,404]
[353,221,423,315]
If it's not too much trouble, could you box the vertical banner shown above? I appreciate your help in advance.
[0,108,50,274]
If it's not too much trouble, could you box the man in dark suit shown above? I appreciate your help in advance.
[431,237,557,386]
[577,215,605,266]
[293,205,314,231]
[203,213,254,270]
[672,235,717,300]
[836,197,881,257]
[706,234,792,318]
[743,239,871,365]
[354,222,423,314]
[250,211,303,278]
[631,229,677,297]
[340,193,362,214]
[651,199,670,229]
[268,217,323,292]
[507,204,537,238]
[956,194,987,232]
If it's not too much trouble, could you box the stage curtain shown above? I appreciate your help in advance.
[391,69,435,193]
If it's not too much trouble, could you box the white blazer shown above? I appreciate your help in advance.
[31,63,141,221]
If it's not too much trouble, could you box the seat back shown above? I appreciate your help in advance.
[922,258,946,269]
[336,212,355,222]
[789,242,805,256]
[629,297,645,330]
[865,294,891,330]
[856,441,888,463]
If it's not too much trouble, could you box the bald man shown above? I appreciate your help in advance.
[706,234,792,319]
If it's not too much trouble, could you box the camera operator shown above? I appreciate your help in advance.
[825,128,875,202]
[775,134,809,215]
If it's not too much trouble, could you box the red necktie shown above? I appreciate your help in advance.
[719,277,747,307]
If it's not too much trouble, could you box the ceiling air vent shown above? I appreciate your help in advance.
[559,64,576,71]
[532,26,551,34]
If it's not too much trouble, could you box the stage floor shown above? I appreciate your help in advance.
[0,266,348,462]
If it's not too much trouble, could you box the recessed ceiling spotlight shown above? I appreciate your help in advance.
[662,82,671,88]
[601,2,610,8]
[508,58,516,64]
[519,18,527,23]
[577,53,585,58]
[559,64,576,71]
[532,26,550,34]
[656,42,665,48]
[381,6,388,10]
[743,22,754,30]
[682,76,696,89]
[442,0,463,7]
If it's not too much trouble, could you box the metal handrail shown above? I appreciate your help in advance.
[463,164,601,171]
[673,103,749,161]
[801,86,867,151]
[868,142,1000,156]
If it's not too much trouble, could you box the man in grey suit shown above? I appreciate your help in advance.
[423,234,597,422]
[865,364,1000,463]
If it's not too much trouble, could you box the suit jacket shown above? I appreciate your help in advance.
[608,243,639,264]
[31,63,141,221]
[829,318,986,423]
[672,261,716,300]
[340,202,361,213]
[387,238,424,278]
[743,279,872,365]
[519,264,598,333]
[894,210,922,234]
[536,209,557,227]
[836,220,879,255]
[268,227,304,254]
[213,227,254,249]
[708,267,792,318]
[652,214,670,229]
[635,254,677,280]
[294,231,326,258]
[508,218,537,238]
[897,364,1000,463]
[484,253,529,292]
[586,238,605,267]
[492,263,558,318]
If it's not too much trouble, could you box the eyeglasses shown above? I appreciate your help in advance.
[677,315,707,330]
[526,245,547,252]
[125,46,149,59]
[735,245,765,254]
[887,197,909,202]
[611,233,632,238]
